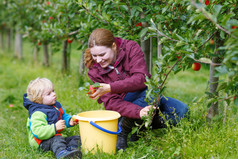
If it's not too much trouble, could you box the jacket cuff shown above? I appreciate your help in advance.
[135,107,143,119]
[110,83,118,93]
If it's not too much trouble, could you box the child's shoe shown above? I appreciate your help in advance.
[56,149,82,159]
[66,145,79,151]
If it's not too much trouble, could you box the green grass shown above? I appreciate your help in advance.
[0,40,238,159]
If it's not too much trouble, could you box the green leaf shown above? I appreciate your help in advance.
[198,57,212,63]
[217,82,227,91]
[234,98,238,107]
[215,66,228,75]
[92,82,100,87]
[213,5,222,17]
[139,28,148,38]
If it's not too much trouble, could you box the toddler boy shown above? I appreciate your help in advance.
[23,77,82,159]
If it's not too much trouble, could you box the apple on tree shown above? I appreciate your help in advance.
[192,62,201,71]
[135,22,142,29]
[210,39,214,45]
[231,26,237,29]
[67,38,74,44]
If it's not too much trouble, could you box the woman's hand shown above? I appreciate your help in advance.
[139,105,155,118]
[89,83,111,100]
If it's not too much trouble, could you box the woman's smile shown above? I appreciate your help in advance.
[90,45,116,68]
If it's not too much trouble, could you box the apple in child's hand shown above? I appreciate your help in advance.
[192,62,201,71]
[72,115,79,122]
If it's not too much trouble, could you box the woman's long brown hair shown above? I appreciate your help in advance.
[84,28,115,68]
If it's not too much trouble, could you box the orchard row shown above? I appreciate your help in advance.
[0,0,237,115]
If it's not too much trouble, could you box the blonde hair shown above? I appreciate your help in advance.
[84,28,116,68]
[27,77,54,104]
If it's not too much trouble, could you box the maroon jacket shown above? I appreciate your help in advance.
[88,37,151,119]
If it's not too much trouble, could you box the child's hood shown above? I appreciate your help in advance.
[23,93,53,116]
[23,93,33,110]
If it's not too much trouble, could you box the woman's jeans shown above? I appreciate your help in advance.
[123,88,189,126]
[116,88,189,150]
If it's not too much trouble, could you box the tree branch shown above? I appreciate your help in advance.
[198,31,217,49]
[82,4,109,25]
[191,0,237,39]
[68,29,80,36]
[150,19,181,42]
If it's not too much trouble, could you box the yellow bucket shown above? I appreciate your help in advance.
[76,110,121,154]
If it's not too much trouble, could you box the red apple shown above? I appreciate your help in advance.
[38,42,41,46]
[49,16,53,20]
[205,0,209,5]
[72,115,79,122]
[67,38,74,44]
[176,56,182,59]
[210,39,214,45]
[192,62,201,71]
[231,26,237,29]
[87,85,96,94]
[135,22,142,29]
[48,1,50,5]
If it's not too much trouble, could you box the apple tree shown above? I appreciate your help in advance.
[141,0,238,122]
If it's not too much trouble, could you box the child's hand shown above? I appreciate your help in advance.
[55,120,65,131]
[70,115,79,126]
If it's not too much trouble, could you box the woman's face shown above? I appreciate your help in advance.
[90,45,116,68]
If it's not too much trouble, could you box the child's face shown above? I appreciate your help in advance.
[42,88,57,105]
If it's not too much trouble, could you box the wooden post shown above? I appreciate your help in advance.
[157,34,162,58]
[140,12,151,74]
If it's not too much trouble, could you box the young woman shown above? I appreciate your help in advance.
[84,28,189,151]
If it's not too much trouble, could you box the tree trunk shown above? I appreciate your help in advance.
[6,28,12,51]
[43,44,49,67]
[79,51,85,75]
[33,45,39,63]
[0,28,4,51]
[157,34,162,58]
[149,37,153,73]
[14,31,23,59]
[207,32,223,120]
[140,12,151,73]
[62,40,70,72]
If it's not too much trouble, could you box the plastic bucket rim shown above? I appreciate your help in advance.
[76,110,121,122]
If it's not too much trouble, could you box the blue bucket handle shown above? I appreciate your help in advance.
[89,121,122,135]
